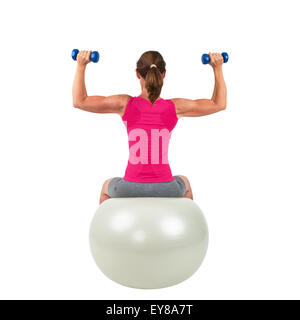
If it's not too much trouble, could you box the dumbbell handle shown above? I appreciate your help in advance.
[71,49,100,63]
[202,52,229,65]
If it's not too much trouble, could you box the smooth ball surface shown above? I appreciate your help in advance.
[89,197,209,289]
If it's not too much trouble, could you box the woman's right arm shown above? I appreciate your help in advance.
[72,50,129,115]
[172,53,227,118]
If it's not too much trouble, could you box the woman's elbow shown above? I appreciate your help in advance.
[212,100,226,112]
[217,100,227,111]
[214,102,226,112]
[73,99,84,109]
[73,101,79,108]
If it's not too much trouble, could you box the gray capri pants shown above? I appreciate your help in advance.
[108,176,186,198]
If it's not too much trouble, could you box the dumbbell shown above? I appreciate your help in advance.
[202,52,229,65]
[71,49,100,63]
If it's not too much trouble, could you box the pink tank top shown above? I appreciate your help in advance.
[122,96,178,182]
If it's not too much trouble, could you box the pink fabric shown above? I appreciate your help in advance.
[122,96,178,182]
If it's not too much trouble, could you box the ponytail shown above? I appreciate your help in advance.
[136,51,166,105]
[145,66,164,105]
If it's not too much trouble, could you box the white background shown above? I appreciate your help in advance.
[0,0,299,300]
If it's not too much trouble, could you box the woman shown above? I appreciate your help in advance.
[72,50,227,204]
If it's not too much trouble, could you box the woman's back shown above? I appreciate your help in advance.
[72,50,226,203]
[122,96,178,182]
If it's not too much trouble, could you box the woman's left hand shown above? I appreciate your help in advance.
[76,50,92,66]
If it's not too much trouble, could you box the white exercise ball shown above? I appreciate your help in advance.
[89,197,209,289]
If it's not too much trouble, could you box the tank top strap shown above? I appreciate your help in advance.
[121,96,134,121]
[168,99,179,121]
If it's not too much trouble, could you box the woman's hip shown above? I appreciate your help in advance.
[108,176,186,198]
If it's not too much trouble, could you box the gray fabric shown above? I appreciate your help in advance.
[108,176,186,198]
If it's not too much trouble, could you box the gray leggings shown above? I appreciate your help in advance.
[108,176,186,198]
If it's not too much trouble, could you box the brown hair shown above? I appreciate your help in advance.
[136,51,166,105]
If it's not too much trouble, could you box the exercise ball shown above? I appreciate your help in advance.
[89,197,209,289]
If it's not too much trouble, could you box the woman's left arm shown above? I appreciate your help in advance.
[72,50,128,115]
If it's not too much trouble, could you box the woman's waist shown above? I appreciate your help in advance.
[123,163,174,183]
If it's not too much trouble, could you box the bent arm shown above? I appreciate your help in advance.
[72,64,88,107]
[211,67,226,107]
[172,66,227,118]
[72,64,128,114]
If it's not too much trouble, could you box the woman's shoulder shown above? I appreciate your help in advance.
[121,95,177,107]
[119,95,134,119]
[122,95,133,105]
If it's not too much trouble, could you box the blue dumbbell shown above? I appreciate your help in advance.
[72,49,100,63]
[202,52,229,65]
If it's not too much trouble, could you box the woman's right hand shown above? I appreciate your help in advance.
[208,52,224,69]
[76,50,92,66]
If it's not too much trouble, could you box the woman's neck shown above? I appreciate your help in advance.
[138,94,161,101]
